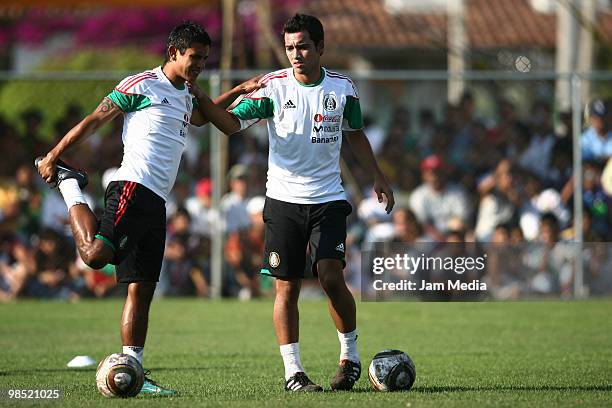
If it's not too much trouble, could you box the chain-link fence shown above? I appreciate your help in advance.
[0,70,611,300]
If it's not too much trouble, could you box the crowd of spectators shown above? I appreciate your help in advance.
[1,92,611,302]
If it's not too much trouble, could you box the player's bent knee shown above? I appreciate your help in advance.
[82,241,114,270]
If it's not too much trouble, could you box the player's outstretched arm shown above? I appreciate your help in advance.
[36,97,122,184]
[212,75,264,109]
[189,76,263,128]
[345,129,395,213]
[188,82,242,134]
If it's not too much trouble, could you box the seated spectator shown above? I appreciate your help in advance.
[224,196,266,300]
[26,228,78,300]
[186,178,217,237]
[548,138,573,191]
[409,155,470,241]
[561,208,605,242]
[517,101,556,179]
[412,108,436,158]
[524,213,573,296]
[484,223,525,300]
[391,208,424,243]
[582,162,611,240]
[581,99,612,162]
[0,239,33,301]
[157,234,208,297]
[14,164,43,240]
[475,160,519,241]
[519,172,570,241]
[70,255,117,298]
[221,164,251,233]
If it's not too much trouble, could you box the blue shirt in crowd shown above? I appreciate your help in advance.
[581,127,612,161]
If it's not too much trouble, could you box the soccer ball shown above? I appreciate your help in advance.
[368,349,416,391]
[96,353,144,398]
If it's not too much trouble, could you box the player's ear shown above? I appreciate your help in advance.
[317,40,324,56]
[168,45,178,61]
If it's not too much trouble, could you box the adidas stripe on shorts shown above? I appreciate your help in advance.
[97,181,166,283]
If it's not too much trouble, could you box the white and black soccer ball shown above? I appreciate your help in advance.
[368,349,416,391]
[96,353,144,398]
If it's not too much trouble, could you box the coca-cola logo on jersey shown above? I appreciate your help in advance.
[314,114,341,123]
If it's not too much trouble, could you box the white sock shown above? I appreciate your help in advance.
[338,329,360,363]
[280,342,305,380]
[123,346,144,366]
[58,178,88,209]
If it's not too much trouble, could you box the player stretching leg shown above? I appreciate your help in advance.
[35,22,262,396]
[191,14,394,391]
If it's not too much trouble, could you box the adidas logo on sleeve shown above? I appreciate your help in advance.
[161,98,170,105]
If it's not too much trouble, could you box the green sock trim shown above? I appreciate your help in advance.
[260,268,272,276]
[95,234,116,253]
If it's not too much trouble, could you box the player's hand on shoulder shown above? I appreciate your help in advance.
[374,175,395,214]
[238,74,265,95]
[186,81,207,99]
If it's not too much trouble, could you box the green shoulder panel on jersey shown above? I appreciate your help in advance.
[107,89,151,113]
[344,96,363,129]
[231,97,274,120]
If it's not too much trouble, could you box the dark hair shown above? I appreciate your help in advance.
[540,212,560,231]
[173,207,192,223]
[165,21,211,62]
[283,14,324,46]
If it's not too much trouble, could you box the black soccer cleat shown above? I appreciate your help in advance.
[284,372,323,392]
[35,156,88,189]
[330,359,361,391]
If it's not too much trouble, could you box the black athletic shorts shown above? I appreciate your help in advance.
[96,181,166,283]
[261,197,352,280]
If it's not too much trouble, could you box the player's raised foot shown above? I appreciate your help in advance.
[34,156,88,189]
[330,359,361,391]
[284,372,323,392]
[139,371,177,396]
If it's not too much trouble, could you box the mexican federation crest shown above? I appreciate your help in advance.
[323,94,337,111]
[269,252,281,268]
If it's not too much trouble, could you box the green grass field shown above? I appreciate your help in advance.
[1,299,611,407]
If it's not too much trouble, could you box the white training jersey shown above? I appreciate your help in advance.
[230,67,363,204]
[107,66,194,201]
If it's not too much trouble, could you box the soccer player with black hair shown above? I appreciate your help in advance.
[35,21,262,395]
[192,13,394,392]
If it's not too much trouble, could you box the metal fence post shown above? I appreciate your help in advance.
[209,71,223,299]
[571,73,585,298]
